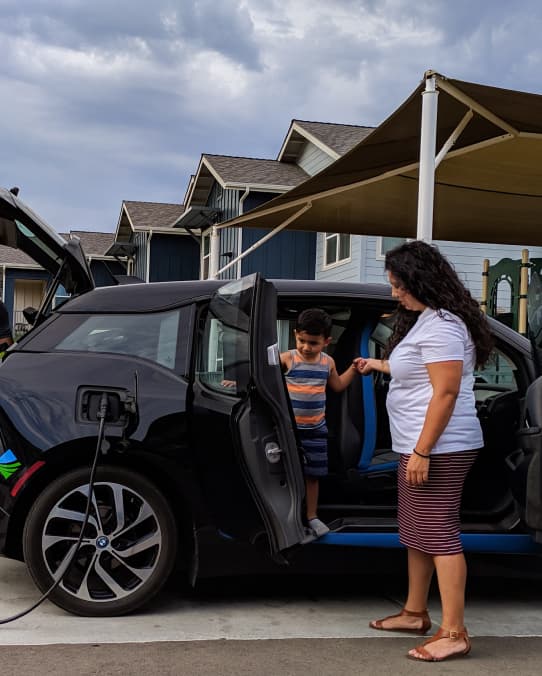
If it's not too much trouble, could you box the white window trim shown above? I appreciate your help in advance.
[322,232,352,270]
[376,236,409,261]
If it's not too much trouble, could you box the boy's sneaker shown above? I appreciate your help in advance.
[308,518,330,538]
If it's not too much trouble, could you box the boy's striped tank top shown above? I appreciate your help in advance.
[285,349,331,429]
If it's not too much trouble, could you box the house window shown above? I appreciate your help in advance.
[324,233,351,267]
[201,234,210,280]
[377,237,407,259]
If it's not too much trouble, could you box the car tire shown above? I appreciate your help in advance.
[22,465,178,617]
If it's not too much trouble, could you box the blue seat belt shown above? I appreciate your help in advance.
[357,323,377,470]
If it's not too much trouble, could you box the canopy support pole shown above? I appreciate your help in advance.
[214,202,312,278]
[416,74,439,242]
[209,226,220,279]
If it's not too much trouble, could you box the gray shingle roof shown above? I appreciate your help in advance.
[294,120,374,155]
[0,231,117,267]
[203,154,309,186]
[123,201,185,229]
[60,231,116,257]
[0,244,37,266]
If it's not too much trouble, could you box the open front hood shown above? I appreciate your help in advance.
[0,187,94,295]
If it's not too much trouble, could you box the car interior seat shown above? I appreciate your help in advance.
[326,316,399,476]
[462,388,521,513]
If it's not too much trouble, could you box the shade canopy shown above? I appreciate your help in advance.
[223,71,542,246]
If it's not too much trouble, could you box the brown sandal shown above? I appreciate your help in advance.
[407,626,471,662]
[369,607,432,634]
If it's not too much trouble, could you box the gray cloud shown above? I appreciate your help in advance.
[1,0,542,232]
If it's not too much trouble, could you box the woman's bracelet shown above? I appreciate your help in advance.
[413,448,431,458]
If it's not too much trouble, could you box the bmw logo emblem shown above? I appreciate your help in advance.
[96,536,109,549]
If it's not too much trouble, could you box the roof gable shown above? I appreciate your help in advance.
[60,231,116,257]
[114,200,185,242]
[278,120,374,163]
[0,244,38,267]
[123,201,185,229]
[203,154,309,186]
[185,154,310,208]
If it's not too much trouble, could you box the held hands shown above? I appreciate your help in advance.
[353,357,380,375]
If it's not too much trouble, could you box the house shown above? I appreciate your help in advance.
[108,118,542,308]
[0,244,48,335]
[225,119,542,308]
[174,152,318,279]
[0,231,126,335]
[107,200,199,282]
[59,231,126,288]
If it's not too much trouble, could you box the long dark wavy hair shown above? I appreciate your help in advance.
[384,240,493,367]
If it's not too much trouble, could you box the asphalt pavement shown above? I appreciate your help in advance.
[1,557,542,674]
[2,637,542,675]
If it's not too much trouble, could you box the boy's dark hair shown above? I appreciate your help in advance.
[295,308,332,338]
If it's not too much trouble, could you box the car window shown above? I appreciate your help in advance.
[197,314,250,396]
[474,347,518,398]
[54,311,181,370]
[276,310,350,357]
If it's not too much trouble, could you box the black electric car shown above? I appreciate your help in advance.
[1,186,542,617]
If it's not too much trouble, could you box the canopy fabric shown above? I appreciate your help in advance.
[222,72,542,246]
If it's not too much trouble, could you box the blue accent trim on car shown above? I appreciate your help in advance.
[312,531,541,553]
[0,449,17,464]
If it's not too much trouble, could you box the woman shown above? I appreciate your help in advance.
[358,240,492,662]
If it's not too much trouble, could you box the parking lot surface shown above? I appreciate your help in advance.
[1,557,542,674]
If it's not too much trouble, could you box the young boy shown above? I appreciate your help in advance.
[280,308,360,538]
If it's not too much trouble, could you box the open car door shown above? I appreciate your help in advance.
[0,187,94,299]
[508,270,542,543]
[192,273,306,553]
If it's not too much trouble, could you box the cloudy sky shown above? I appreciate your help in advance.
[1,0,542,233]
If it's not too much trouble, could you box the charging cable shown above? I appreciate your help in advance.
[0,392,109,625]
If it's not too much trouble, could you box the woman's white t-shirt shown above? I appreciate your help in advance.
[386,308,483,455]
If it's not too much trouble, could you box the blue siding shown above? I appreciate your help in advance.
[242,191,277,213]
[241,227,316,279]
[208,183,239,222]
[133,231,148,281]
[90,260,127,287]
[203,185,317,280]
[149,233,200,282]
[242,192,315,279]
[206,184,240,280]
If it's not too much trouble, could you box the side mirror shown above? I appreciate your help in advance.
[23,306,38,326]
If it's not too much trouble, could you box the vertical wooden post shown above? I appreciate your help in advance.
[481,259,489,314]
[518,248,529,335]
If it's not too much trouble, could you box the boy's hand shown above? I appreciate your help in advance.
[355,358,390,375]
[355,357,377,375]
[353,357,369,374]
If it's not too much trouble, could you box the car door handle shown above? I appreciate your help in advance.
[265,442,282,463]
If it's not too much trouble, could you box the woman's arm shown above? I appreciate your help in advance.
[406,360,462,486]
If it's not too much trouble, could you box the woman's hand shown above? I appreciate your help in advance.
[354,357,388,375]
[406,453,430,486]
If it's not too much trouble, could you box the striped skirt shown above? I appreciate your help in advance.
[398,450,479,555]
